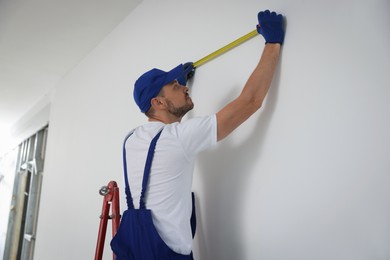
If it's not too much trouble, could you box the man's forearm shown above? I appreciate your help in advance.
[241,43,281,108]
[216,44,281,141]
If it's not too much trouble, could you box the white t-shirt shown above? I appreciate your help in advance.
[125,114,217,254]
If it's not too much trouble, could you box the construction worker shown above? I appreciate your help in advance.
[111,9,285,260]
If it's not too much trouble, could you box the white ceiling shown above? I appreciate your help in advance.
[0,0,140,131]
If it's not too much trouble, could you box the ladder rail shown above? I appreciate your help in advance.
[95,181,120,260]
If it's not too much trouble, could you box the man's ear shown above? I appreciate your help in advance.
[150,97,165,110]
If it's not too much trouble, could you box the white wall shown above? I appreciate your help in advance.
[34,0,390,259]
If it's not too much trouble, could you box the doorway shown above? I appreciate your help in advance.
[3,126,48,260]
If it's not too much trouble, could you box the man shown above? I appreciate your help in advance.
[111,10,284,260]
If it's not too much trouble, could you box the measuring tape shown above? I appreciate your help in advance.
[193,29,258,68]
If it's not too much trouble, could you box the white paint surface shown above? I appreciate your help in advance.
[32,1,390,259]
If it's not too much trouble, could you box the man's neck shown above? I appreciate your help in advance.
[148,114,182,124]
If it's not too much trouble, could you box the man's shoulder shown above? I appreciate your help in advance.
[163,114,215,134]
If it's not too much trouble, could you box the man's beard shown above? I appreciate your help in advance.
[166,98,194,118]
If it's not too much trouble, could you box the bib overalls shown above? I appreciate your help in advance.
[111,129,196,260]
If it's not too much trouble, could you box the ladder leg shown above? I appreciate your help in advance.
[95,181,121,260]
[111,184,121,236]
[94,186,111,260]
[109,181,121,260]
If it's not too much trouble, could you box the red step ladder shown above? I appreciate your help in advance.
[95,181,121,260]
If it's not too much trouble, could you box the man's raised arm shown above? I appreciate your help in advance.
[216,10,284,141]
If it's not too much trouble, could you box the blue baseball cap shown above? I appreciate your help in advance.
[134,64,184,113]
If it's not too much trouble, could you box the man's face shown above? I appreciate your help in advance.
[160,80,194,118]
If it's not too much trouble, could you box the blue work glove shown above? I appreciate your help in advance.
[177,62,195,86]
[256,10,284,44]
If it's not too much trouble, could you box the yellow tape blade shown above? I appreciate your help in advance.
[193,29,258,68]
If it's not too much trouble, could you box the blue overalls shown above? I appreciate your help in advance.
[111,129,196,260]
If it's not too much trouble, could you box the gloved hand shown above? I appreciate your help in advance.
[256,10,284,44]
[177,62,195,86]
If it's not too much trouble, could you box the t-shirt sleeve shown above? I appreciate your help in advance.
[172,114,217,159]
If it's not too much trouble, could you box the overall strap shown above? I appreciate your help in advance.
[122,128,164,210]
[139,129,163,209]
[122,130,135,209]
